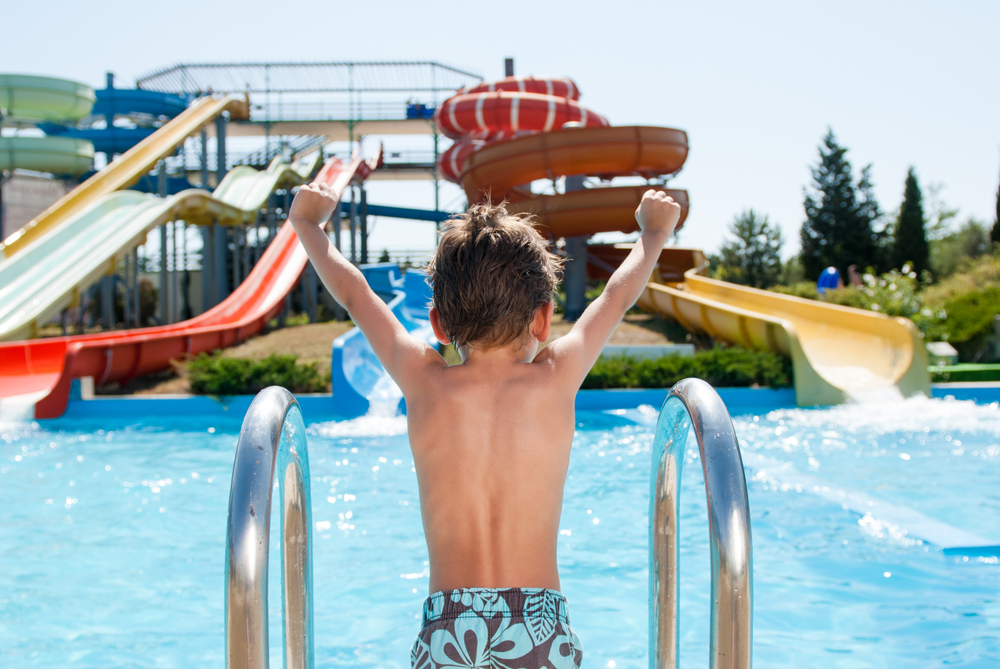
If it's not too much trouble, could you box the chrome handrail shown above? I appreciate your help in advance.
[649,378,753,669]
[226,387,314,669]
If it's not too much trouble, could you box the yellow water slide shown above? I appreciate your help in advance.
[0,94,248,259]
[632,251,931,406]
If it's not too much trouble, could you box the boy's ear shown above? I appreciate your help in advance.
[429,307,451,346]
[532,301,554,343]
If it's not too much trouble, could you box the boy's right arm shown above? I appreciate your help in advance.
[543,190,680,387]
[288,183,444,390]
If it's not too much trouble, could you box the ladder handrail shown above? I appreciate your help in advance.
[649,378,753,669]
[226,387,314,669]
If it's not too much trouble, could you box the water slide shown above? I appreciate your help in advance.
[0,152,321,341]
[434,75,930,406]
[0,93,248,259]
[0,74,96,175]
[0,153,379,418]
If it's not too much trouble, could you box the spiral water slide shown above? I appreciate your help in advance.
[0,75,97,176]
[0,154,378,418]
[437,76,930,406]
[435,76,690,236]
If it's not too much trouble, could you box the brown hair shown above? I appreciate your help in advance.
[427,201,562,350]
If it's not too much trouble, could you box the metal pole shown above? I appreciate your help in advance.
[132,247,140,326]
[101,275,114,330]
[122,252,131,328]
[225,387,314,669]
[242,223,251,281]
[433,130,440,243]
[348,187,357,264]
[215,222,229,302]
[562,175,588,321]
[216,112,228,186]
[201,128,210,190]
[182,222,190,319]
[232,226,241,290]
[158,161,169,324]
[202,226,214,312]
[649,379,753,669]
[359,187,368,265]
[170,220,178,323]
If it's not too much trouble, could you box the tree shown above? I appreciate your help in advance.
[800,130,885,280]
[716,210,783,288]
[930,217,990,278]
[992,167,1000,247]
[893,167,929,275]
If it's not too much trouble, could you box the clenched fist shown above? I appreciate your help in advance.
[635,189,681,237]
[289,181,338,228]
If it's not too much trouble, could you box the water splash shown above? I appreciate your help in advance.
[309,374,408,438]
[0,391,46,423]
[753,394,1000,437]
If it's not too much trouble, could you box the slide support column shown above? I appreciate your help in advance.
[563,174,588,321]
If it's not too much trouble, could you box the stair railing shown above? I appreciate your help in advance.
[225,387,314,669]
[650,378,753,669]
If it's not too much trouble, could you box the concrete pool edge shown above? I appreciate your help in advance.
[50,382,1000,421]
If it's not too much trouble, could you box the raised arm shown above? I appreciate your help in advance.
[288,182,443,392]
[544,190,680,387]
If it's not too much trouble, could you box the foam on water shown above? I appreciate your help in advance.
[752,393,1000,437]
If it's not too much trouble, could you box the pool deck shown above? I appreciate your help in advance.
[56,382,1000,421]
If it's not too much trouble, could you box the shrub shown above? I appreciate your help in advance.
[769,281,820,300]
[771,266,947,340]
[940,287,1000,361]
[187,352,329,395]
[582,346,792,390]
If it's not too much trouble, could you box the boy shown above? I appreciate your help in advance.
[289,187,680,669]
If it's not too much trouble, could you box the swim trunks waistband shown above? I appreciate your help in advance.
[422,588,571,625]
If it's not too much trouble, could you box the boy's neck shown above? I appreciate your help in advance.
[457,338,540,366]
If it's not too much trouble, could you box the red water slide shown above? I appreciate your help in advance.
[0,154,376,418]
[434,75,690,237]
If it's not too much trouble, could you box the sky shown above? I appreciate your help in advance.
[6,0,999,259]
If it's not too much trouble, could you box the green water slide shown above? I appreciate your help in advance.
[0,74,96,175]
[0,153,321,341]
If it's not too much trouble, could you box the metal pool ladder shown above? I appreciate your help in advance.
[222,380,750,669]
[650,378,753,669]
[225,387,314,669]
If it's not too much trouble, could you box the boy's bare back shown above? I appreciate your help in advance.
[289,187,679,594]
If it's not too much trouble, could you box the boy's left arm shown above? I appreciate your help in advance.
[288,183,444,392]
[542,190,680,387]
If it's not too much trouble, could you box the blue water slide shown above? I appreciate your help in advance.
[92,87,189,119]
[39,85,189,156]
[331,265,437,416]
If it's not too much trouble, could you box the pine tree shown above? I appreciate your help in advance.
[800,130,883,280]
[893,167,929,275]
[717,210,783,288]
[992,167,1000,247]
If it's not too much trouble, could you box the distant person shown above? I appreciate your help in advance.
[848,264,863,287]
[816,266,843,295]
[289,186,681,669]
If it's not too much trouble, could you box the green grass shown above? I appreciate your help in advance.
[583,346,792,390]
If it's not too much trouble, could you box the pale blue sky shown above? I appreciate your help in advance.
[7,0,999,258]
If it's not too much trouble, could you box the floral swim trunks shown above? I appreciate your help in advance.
[411,588,583,669]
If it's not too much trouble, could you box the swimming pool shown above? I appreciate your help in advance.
[1,393,998,668]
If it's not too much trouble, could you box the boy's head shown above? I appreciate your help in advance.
[427,201,562,350]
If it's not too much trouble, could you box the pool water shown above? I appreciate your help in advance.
[1,395,999,668]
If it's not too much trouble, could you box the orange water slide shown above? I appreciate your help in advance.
[434,75,689,238]
[0,154,376,419]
